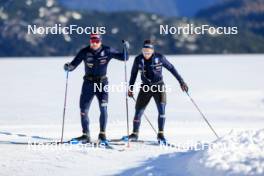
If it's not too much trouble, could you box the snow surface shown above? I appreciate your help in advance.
[0,54,263,176]
[189,129,264,176]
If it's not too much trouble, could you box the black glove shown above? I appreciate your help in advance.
[180,82,189,92]
[64,62,74,71]
[128,90,134,98]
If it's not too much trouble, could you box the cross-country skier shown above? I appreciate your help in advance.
[64,34,129,145]
[126,40,188,144]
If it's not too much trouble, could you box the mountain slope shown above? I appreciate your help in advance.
[196,0,264,36]
[58,0,219,17]
[0,0,264,56]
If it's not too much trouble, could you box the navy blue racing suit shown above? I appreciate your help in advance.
[68,45,126,134]
[129,53,185,133]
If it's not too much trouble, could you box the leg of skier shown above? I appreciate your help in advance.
[73,81,95,143]
[126,89,152,141]
[153,84,167,144]
[95,80,109,144]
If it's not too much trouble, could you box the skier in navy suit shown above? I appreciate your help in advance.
[64,34,129,144]
[126,40,188,144]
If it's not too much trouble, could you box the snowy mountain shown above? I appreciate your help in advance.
[1,0,264,56]
[196,0,264,36]
[58,0,219,17]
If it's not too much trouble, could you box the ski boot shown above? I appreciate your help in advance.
[98,132,109,146]
[157,131,167,145]
[71,133,90,144]
[122,132,138,141]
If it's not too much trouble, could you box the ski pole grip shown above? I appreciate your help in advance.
[122,40,130,50]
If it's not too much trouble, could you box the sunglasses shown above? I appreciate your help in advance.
[142,49,154,55]
[90,39,101,44]
[142,52,153,55]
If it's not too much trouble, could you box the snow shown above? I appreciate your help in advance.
[71,12,82,20]
[0,54,263,176]
[46,0,55,8]
[0,9,8,20]
[58,15,68,23]
[111,27,119,34]
[116,129,264,176]
[189,129,264,176]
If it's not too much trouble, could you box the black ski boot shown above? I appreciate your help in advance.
[157,131,167,145]
[98,132,109,145]
[71,133,90,144]
[122,132,138,141]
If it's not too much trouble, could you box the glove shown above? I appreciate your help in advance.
[64,62,74,71]
[122,40,130,49]
[128,90,134,98]
[180,82,189,92]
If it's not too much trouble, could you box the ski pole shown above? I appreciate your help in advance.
[131,96,158,135]
[122,40,130,147]
[60,71,69,143]
[186,92,220,139]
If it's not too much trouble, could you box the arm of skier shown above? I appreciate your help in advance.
[109,47,126,61]
[64,49,85,71]
[128,58,139,97]
[110,41,129,61]
[161,55,189,92]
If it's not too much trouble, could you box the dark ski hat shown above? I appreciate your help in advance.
[143,40,154,49]
[90,33,102,42]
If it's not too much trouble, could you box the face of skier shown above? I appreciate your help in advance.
[142,48,154,60]
[90,38,102,50]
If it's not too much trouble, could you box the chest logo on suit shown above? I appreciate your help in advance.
[100,59,107,65]
[87,63,94,68]
[100,50,105,57]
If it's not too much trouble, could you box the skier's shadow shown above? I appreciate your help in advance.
[113,150,198,176]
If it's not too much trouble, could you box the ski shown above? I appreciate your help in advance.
[0,139,125,149]
[109,138,177,148]
[0,131,124,147]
